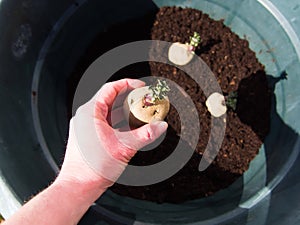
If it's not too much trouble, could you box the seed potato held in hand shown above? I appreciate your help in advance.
[123,80,170,128]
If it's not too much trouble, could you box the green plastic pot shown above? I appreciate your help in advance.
[0,0,300,224]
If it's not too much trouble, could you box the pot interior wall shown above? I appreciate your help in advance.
[0,0,300,224]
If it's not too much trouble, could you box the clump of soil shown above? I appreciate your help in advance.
[109,6,271,203]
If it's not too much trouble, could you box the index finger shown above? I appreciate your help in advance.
[94,78,145,116]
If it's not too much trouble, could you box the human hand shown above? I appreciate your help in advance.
[56,79,168,190]
[2,79,168,225]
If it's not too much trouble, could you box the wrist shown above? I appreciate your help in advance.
[52,177,107,206]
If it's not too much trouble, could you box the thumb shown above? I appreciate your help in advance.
[117,121,168,151]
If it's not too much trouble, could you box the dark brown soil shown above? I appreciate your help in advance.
[109,7,271,203]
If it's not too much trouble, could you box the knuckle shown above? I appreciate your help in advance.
[145,126,154,141]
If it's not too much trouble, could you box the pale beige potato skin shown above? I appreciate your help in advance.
[205,92,227,117]
[168,42,195,66]
[123,86,170,127]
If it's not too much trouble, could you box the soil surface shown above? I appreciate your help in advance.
[110,7,271,203]
[69,6,271,203]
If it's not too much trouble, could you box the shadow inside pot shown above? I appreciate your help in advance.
[236,70,272,141]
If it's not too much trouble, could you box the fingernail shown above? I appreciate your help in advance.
[130,80,145,88]
[151,120,168,129]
